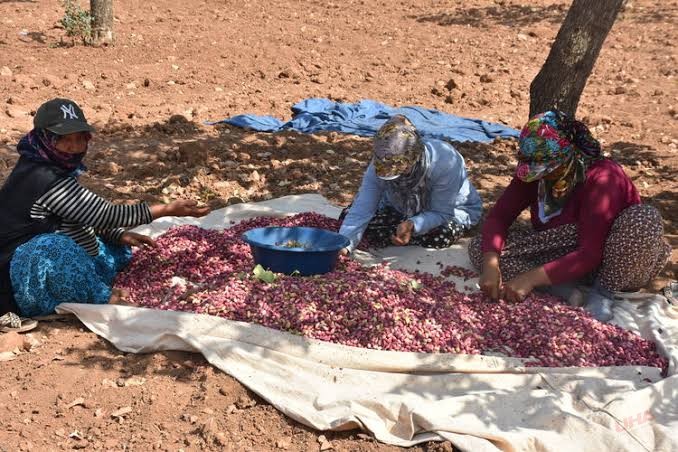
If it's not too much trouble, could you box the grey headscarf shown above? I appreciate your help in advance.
[373,115,431,217]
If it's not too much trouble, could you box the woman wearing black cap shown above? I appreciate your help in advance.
[0,98,210,330]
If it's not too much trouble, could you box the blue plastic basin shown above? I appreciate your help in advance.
[242,226,350,276]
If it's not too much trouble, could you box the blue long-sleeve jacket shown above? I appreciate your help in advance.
[339,139,482,251]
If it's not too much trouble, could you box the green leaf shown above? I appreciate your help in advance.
[253,264,277,284]
[253,264,265,277]
[409,279,423,290]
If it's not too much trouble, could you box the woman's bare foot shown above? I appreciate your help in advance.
[108,288,135,306]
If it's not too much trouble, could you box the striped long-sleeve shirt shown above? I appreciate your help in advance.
[30,177,153,256]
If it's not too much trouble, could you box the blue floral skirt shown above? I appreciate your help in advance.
[10,233,132,317]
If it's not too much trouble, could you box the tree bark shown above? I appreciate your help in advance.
[529,0,625,118]
[90,0,114,45]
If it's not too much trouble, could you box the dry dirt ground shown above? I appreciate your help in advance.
[0,0,676,450]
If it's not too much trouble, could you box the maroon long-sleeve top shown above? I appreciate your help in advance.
[481,159,641,284]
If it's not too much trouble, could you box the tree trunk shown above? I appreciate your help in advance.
[529,0,625,118]
[90,0,114,45]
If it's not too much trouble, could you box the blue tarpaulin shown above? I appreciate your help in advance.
[210,98,518,143]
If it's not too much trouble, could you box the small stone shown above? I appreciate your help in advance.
[276,437,291,449]
[105,161,122,175]
[126,82,137,90]
[42,74,65,88]
[0,66,12,77]
[431,86,445,97]
[0,332,23,353]
[444,95,454,104]
[517,33,529,41]
[215,432,228,446]
[82,80,96,91]
[123,376,146,386]
[5,107,29,119]
[235,395,256,409]
[0,351,16,362]
[143,78,150,87]
[479,73,494,83]
[445,78,458,90]
[318,435,333,451]
[110,406,132,419]
[613,86,627,95]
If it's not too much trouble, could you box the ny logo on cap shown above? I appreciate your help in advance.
[60,104,79,120]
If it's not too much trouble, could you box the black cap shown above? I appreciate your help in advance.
[33,98,95,135]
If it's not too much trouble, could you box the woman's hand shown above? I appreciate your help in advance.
[502,272,535,303]
[152,199,211,219]
[391,220,414,246]
[479,252,502,300]
[166,199,211,217]
[120,231,157,248]
[502,267,551,303]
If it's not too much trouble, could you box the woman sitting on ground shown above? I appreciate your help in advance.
[469,110,671,322]
[339,114,482,253]
[0,98,210,329]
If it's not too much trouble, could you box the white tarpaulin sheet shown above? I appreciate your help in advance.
[57,194,678,451]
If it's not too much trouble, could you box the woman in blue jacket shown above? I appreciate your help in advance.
[339,115,482,252]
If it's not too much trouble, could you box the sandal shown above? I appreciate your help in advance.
[0,312,38,333]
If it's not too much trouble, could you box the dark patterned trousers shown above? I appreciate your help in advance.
[468,204,672,291]
[340,205,469,249]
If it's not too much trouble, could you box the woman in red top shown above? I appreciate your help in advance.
[468,111,671,322]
